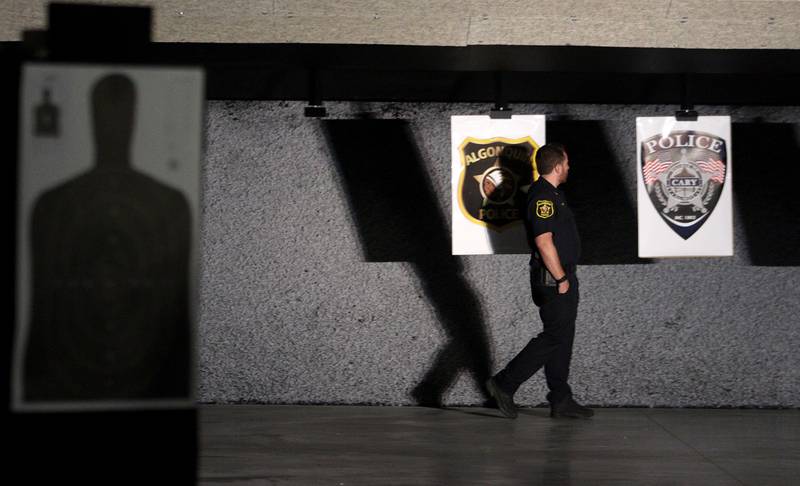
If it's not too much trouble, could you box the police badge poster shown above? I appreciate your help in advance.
[12,64,204,412]
[451,115,545,255]
[636,116,733,257]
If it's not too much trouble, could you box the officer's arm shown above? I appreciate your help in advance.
[534,232,570,293]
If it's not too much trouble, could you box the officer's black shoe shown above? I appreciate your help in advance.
[550,396,594,419]
[486,377,518,419]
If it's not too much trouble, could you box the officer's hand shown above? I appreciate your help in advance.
[558,280,570,294]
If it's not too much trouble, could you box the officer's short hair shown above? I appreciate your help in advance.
[535,143,567,175]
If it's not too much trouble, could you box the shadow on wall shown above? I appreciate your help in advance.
[322,117,493,407]
[481,140,537,255]
[733,122,800,266]
[548,120,650,265]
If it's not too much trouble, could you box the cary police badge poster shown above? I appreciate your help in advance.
[12,64,204,412]
[451,115,544,255]
[636,116,733,257]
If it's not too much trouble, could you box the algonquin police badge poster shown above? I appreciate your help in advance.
[637,116,733,257]
[451,115,544,254]
[12,64,204,412]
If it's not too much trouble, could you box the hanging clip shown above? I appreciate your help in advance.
[490,71,512,119]
[490,105,512,119]
[304,68,327,118]
[675,104,697,121]
[675,73,698,121]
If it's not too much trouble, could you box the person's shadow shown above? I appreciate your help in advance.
[733,121,800,265]
[485,119,648,258]
[23,73,192,401]
[323,116,494,408]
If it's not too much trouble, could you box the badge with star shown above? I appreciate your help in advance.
[640,130,728,240]
[535,199,554,219]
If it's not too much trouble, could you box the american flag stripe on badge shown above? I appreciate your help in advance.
[642,158,672,185]
[697,158,726,183]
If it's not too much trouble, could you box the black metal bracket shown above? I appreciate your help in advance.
[304,68,327,118]
[490,71,512,119]
[675,73,698,121]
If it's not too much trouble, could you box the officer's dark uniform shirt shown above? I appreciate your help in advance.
[524,176,581,268]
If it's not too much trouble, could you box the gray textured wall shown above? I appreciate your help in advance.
[200,101,800,407]
[4,0,800,49]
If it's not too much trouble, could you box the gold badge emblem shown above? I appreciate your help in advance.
[457,136,539,232]
[535,200,554,219]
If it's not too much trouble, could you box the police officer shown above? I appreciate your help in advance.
[486,143,594,419]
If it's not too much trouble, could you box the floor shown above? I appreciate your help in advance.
[198,405,800,485]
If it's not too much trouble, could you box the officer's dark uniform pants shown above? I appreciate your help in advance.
[494,270,579,405]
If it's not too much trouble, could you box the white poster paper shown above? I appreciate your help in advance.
[636,116,733,257]
[451,115,545,255]
[13,63,204,411]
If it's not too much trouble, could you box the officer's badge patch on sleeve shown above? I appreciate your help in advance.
[535,200,554,219]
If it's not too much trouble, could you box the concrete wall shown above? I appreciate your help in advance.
[200,101,800,407]
[3,0,800,48]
